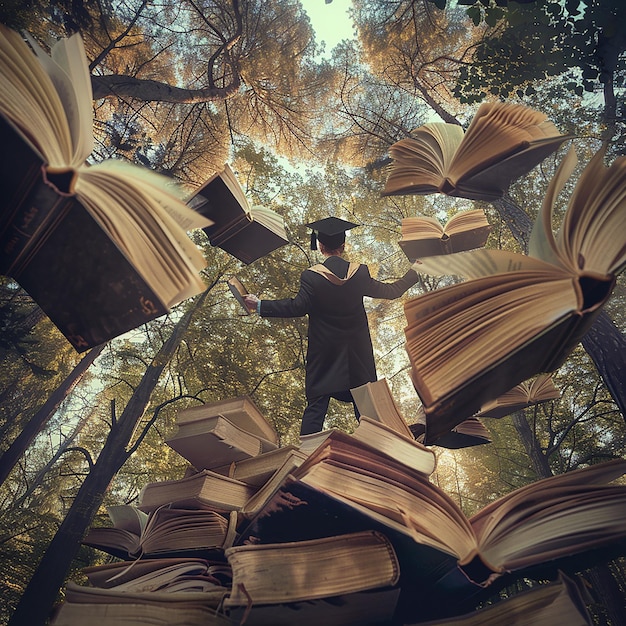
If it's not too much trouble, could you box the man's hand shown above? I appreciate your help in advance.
[243,294,260,313]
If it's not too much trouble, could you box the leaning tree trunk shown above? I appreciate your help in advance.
[0,343,106,487]
[8,288,210,626]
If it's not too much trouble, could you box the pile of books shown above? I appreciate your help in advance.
[50,389,626,625]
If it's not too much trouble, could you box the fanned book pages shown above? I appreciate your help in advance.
[476,374,560,420]
[0,27,211,351]
[81,558,224,592]
[398,209,492,261]
[409,415,492,449]
[82,505,235,560]
[403,146,626,443]
[188,164,289,264]
[382,101,572,201]
[238,454,626,622]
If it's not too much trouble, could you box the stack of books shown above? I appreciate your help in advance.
[50,385,626,625]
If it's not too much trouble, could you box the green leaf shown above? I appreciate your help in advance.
[467,6,482,26]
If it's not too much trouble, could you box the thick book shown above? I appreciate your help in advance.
[398,209,492,261]
[240,454,626,621]
[82,505,236,559]
[382,101,571,201]
[476,374,560,420]
[51,582,232,626]
[175,395,279,446]
[0,27,210,351]
[224,530,400,607]
[403,145,626,443]
[137,469,255,513]
[165,414,277,471]
[350,378,414,439]
[351,416,437,476]
[188,164,288,264]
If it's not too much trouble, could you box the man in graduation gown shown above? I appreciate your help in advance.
[244,217,419,435]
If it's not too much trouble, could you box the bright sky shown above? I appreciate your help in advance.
[300,0,355,53]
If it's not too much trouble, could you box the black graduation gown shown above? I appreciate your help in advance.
[259,255,419,399]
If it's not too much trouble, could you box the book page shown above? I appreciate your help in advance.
[528,145,578,271]
[449,102,560,183]
[413,247,559,280]
[557,145,626,276]
[24,31,94,167]
[250,205,288,239]
[445,209,490,236]
[0,25,72,167]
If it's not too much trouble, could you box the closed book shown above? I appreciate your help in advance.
[224,530,400,606]
[166,414,277,470]
[138,469,255,513]
[176,395,278,446]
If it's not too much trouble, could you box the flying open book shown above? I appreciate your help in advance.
[187,164,288,264]
[0,27,211,351]
[403,145,626,443]
[398,209,491,261]
[382,101,572,201]
[476,374,560,420]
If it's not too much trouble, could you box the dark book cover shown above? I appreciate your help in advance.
[0,115,168,351]
[190,171,288,264]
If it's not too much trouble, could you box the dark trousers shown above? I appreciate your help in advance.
[300,390,360,435]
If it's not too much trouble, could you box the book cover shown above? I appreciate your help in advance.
[189,165,288,264]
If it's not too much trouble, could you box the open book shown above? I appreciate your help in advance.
[382,102,571,201]
[188,164,288,264]
[403,146,626,443]
[476,374,560,420]
[398,209,491,261]
[82,505,235,560]
[0,27,211,351]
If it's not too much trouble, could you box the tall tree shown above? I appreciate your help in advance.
[7,287,213,626]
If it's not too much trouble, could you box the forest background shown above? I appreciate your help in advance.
[0,0,625,624]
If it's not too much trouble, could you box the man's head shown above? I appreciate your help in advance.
[318,241,345,257]
[306,217,359,251]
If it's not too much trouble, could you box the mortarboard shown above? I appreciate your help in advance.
[306,217,360,250]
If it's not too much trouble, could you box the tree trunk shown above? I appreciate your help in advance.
[8,292,208,626]
[0,343,106,487]
[581,314,626,422]
[511,410,552,478]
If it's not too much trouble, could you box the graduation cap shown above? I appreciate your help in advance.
[306,217,360,250]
